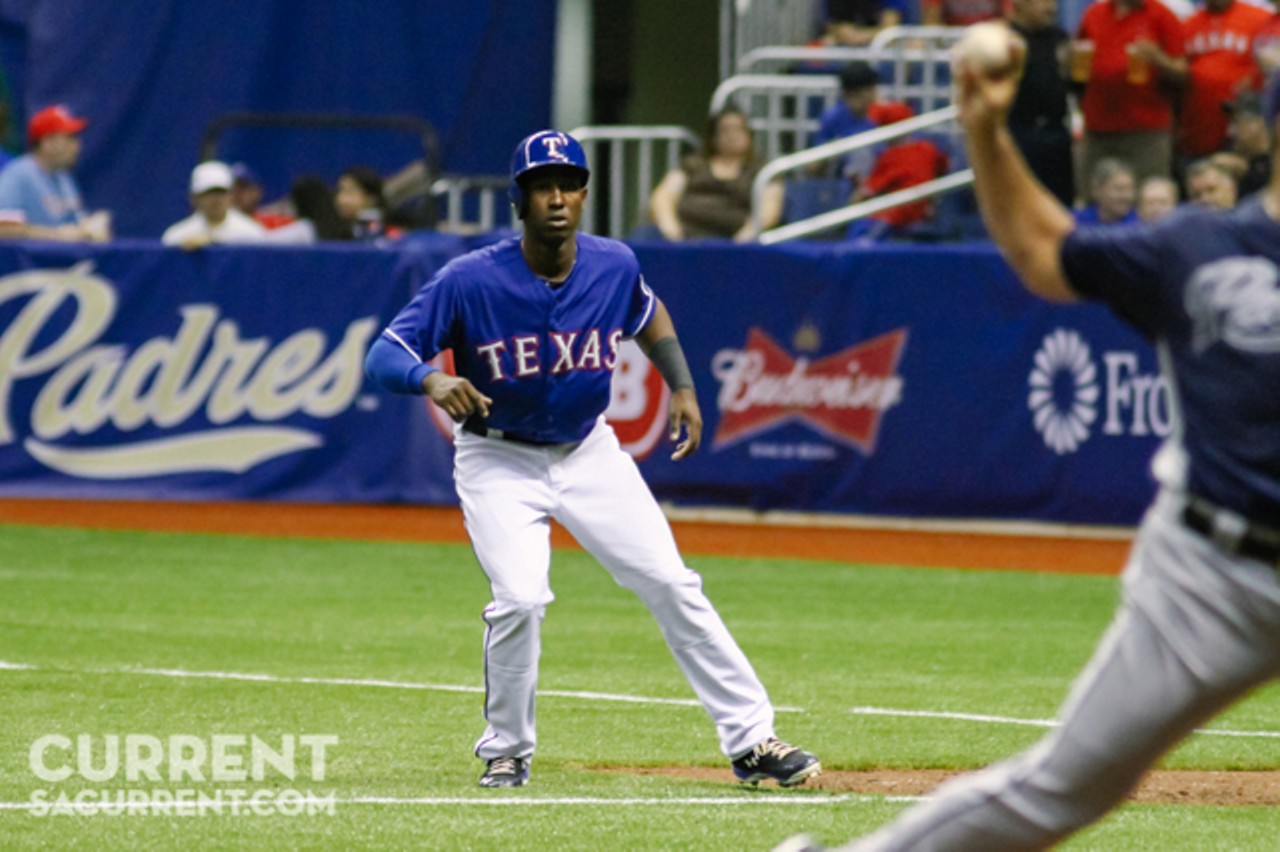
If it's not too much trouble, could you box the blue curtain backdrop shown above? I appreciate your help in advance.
[0,1,555,238]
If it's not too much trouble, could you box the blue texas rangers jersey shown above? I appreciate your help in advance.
[1060,198,1280,523]
[373,232,656,443]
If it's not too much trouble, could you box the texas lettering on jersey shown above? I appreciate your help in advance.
[473,329,624,380]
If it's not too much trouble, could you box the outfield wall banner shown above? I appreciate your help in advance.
[0,240,1164,525]
[0,240,458,504]
[629,242,1165,526]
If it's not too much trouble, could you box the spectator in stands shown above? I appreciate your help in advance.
[230,162,264,219]
[1210,147,1251,183]
[1222,87,1273,194]
[263,174,352,244]
[647,106,784,242]
[230,162,293,230]
[1178,0,1270,163]
[921,0,1005,27]
[1136,174,1180,220]
[1185,155,1241,207]
[0,105,110,241]
[1075,0,1187,190]
[1254,1,1280,73]
[1074,157,1139,224]
[1007,0,1075,206]
[336,165,404,242]
[161,160,268,249]
[811,61,881,184]
[845,101,951,240]
[818,0,906,47]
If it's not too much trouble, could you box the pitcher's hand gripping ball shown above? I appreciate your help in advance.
[951,21,1026,81]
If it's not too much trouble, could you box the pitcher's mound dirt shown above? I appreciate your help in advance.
[605,766,1280,806]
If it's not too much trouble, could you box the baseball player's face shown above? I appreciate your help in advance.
[522,167,586,238]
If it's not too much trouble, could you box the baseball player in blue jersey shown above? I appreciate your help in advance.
[777,37,1280,852]
[365,130,820,790]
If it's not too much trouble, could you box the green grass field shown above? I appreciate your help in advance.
[2,521,1279,849]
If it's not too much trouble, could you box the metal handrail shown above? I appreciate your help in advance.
[750,105,972,243]
[735,26,966,74]
[720,0,824,81]
[569,125,700,238]
[869,24,967,52]
[708,74,843,162]
[430,174,509,233]
[760,170,974,244]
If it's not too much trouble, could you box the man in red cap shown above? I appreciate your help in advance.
[0,104,110,241]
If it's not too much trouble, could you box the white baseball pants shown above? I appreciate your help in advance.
[454,416,775,762]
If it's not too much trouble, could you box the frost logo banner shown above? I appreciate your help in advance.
[1028,327,1172,455]
[1028,328,1099,455]
[709,327,907,453]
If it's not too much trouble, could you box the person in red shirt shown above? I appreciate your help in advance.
[1075,0,1187,191]
[1178,0,1270,159]
[846,102,950,238]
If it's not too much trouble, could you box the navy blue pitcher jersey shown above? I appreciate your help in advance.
[1061,198,1280,523]
[376,233,656,443]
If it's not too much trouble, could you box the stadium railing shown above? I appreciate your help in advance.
[713,27,966,163]
[709,74,844,163]
[718,0,825,81]
[734,26,965,114]
[568,125,701,239]
[428,174,512,234]
[750,105,975,244]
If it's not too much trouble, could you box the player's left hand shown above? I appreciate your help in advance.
[668,388,702,461]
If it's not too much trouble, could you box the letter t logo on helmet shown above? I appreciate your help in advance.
[508,130,590,217]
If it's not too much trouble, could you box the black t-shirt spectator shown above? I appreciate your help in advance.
[827,0,886,27]
[1008,24,1070,130]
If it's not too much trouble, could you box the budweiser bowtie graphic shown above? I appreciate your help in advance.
[711,327,907,453]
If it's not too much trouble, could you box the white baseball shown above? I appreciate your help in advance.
[953,21,1020,77]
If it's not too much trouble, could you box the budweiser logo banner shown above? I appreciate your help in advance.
[710,327,907,453]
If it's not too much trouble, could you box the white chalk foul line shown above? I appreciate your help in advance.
[5,663,1277,739]
[0,662,803,713]
[851,706,1280,740]
[0,794,920,814]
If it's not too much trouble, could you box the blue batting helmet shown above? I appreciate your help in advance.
[508,130,590,212]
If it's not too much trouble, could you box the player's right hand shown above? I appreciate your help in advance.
[953,38,1025,135]
[423,373,492,422]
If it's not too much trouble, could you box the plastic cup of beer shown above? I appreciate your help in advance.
[1126,43,1150,85]
[1070,40,1095,83]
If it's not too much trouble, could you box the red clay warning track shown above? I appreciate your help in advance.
[0,498,1132,575]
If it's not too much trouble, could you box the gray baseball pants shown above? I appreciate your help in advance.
[847,488,1280,851]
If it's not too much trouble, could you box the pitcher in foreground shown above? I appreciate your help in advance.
[778,23,1280,852]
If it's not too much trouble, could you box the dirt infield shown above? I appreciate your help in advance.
[5,496,1275,806]
[0,498,1132,574]
[602,767,1280,807]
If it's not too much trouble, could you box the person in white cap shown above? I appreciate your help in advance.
[161,160,267,249]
